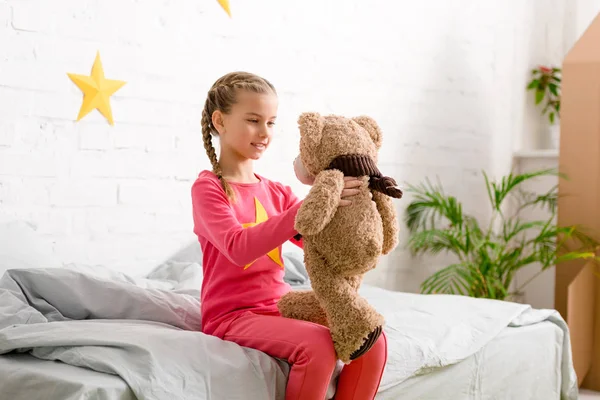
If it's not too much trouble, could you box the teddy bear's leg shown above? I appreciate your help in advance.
[341,274,384,361]
[307,252,385,364]
[277,290,329,327]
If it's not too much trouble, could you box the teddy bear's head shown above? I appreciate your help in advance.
[297,112,383,176]
[296,112,403,199]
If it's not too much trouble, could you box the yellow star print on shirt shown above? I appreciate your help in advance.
[242,197,284,270]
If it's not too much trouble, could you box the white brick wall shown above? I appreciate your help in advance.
[0,0,593,286]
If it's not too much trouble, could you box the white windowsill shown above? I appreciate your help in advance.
[513,149,559,159]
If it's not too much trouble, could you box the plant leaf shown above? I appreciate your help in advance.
[485,169,560,211]
[407,229,466,258]
[404,179,466,233]
[516,185,559,214]
[527,79,540,90]
[503,219,547,243]
[535,89,545,104]
[555,251,599,264]
[421,263,472,295]
[482,170,495,210]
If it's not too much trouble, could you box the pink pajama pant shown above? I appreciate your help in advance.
[221,311,387,400]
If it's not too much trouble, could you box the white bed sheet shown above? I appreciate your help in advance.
[377,321,564,400]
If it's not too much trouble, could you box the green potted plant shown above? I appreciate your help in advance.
[526,65,561,148]
[404,169,599,301]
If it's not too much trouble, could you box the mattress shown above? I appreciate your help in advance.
[377,321,564,400]
[0,321,563,400]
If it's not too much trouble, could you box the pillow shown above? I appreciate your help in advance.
[282,242,309,286]
[0,220,63,277]
[155,240,309,286]
[145,261,204,293]
[144,241,204,295]
[161,241,203,265]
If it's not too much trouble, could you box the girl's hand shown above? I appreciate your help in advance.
[339,177,362,206]
[293,156,316,185]
[295,154,361,206]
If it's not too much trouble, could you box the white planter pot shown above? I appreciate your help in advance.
[548,124,560,149]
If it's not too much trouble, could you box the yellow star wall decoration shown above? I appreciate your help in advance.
[242,197,284,270]
[217,0,231,17]
[67,51,126,126]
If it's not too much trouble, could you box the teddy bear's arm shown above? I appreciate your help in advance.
[372,191,399,254]
[295,170,345,236]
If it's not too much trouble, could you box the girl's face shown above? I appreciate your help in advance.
[213,90,278,161]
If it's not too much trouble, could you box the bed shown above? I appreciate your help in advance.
[0,303,571,400]
[0,221,580,400]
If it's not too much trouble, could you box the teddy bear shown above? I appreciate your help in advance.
[277,112,402,363]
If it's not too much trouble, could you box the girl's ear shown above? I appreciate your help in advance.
[298,112,324,145]
[212,110,225,135]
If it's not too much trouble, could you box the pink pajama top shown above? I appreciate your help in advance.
[191,170,303,336]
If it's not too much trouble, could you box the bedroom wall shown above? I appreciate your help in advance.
[0,0,587,291]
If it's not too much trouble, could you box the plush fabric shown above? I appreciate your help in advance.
[278,113,402,363]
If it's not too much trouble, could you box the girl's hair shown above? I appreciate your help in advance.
[201,71,277,200]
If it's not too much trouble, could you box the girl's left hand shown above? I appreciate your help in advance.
[339,177,362,206]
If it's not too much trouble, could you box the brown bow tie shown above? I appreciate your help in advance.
[326,154,403,199]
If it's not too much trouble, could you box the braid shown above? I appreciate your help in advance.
[200,71,275,201]
[201,102,235,201]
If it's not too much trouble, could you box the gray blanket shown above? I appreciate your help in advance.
[0,268,289,400]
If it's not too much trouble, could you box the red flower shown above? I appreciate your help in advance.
[539,66,552,74]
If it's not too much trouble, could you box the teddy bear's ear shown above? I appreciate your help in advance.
[352,116,382,149]
[298,112,324,144]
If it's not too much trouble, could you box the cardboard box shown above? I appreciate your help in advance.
[556,12,600,390]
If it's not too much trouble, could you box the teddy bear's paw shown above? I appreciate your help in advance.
[349,325,383,361]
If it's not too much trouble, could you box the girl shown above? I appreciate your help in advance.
[191,71,387,400]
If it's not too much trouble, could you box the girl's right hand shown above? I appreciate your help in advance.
[293,156,316,185]
[339,177,363,206]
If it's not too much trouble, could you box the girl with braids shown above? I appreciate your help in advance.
[191,71,387,400]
